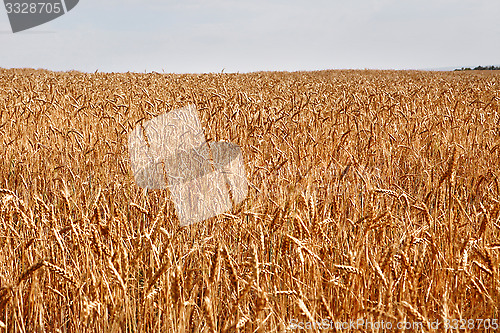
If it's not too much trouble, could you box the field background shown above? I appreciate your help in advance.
[0,69,499,332]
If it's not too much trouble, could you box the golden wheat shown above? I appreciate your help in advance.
[0,68,499,332]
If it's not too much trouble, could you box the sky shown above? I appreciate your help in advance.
[0,0,499,73]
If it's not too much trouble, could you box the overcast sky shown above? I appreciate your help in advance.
[1,0,499,73]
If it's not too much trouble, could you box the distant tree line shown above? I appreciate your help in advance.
[455,65,500,71]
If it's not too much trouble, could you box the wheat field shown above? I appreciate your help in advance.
[0,68,499,332]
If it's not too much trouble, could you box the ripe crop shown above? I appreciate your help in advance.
[0,68,499,332]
